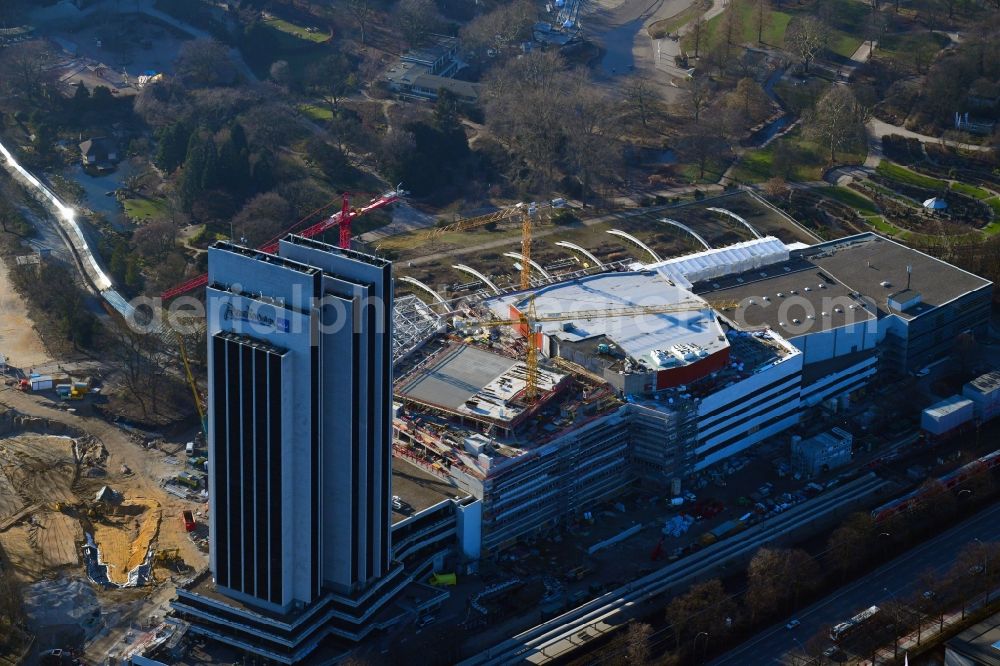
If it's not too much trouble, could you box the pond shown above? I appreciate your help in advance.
[745,115,793,148]
[65,160,137,232]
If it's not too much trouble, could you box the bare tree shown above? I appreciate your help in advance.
[730,76,772,121]
[347,0,373,46]
[484,50,570,186]
[132,219,178,259]
[395,0,442,46]
[677,117,728,179]
[0,40,50,100]
[807,84,866,162]
[686,76,715,122]
[175,39,238,88]
[460,0,535,63]
[827,512,875,578]
[110,321,169,417]
[746,547,821,619]
[716,4,741,68]
[691,16,706,58]
[665,579,735,650]
[562,78,622,199]
[785,16,828,73]
[751,0,773,43]
[269,60,291,86]
[232,192,294,247]
[625,621,653,664]
[306,53,355,115]
[621,77,665,129]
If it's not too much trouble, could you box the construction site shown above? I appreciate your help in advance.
[381,186,992,560]
[0,393,207,661]
[0,115,994,660]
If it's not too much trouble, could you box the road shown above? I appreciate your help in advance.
[711,500,1000,665]
[404,189,723,268]
[460,473,894,665]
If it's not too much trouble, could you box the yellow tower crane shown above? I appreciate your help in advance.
[177,333,207,437]
[420,202,536,240]
[453,299,740,402]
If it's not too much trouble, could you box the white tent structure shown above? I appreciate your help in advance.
[642,236,790,289]
[923,197,948,210]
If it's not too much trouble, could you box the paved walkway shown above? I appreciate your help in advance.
[869,118,994,153]
[861,587,1000,665]
[651,0,727,81]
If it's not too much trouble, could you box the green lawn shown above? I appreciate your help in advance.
[876,161,948,190]
[878,31,950,63]
[950,181,993,200]
[298,103,333,121]
[678,157,732,184]
[984,220,1000,236]
[647,0,712,38]
[865,215,906,236]
[821,186,879,215]
[683,1,790,52]
[685,0,863,58]
[264,18,329,43]
[730,129,865,183]
[123,196,167,221]
[986,197,1000,217]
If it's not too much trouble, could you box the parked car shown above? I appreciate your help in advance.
[786,619,800,630]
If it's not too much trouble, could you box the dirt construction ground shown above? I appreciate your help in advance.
[0,386,208,663]
[92,497,161,586]
[0,259,51,370]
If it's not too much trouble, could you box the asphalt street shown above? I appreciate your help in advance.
[711,499,1000,665]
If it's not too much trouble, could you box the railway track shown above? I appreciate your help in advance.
[461,472,894,665]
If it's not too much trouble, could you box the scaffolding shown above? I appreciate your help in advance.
[393,294,445,364]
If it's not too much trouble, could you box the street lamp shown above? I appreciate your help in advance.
[883,586,900,659]
[694,631,710,664]
[791,636,807,666]
[975,537,990,604]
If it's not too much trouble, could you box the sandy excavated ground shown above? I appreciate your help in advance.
[0,433,77,522]
[32,512,83,569]
[0,433,81,578]
[92,497,161,586]
[0,260,51,370]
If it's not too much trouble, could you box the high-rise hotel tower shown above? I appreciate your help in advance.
[174,236,416,663]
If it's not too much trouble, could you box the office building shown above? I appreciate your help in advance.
[174,237,455,664]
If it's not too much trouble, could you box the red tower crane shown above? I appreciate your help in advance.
[161,187,405,300]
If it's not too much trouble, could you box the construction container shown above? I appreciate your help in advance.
[430,572,457,586]
[29,375,53,391]
[963,370,1000,423]
[55,384,72,397]
[921,395,975,436]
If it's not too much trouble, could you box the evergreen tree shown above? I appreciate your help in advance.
[155,123,190,173]
[251,150,275,193]
[180,132,208,207]
[71,82,90,113]
[218,123,251,195]
[199,139,220,191]
[125,255,142,292]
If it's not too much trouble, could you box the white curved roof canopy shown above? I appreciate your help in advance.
[607,229,661,262]
[706,207,763,239]
[644,236,790,289]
